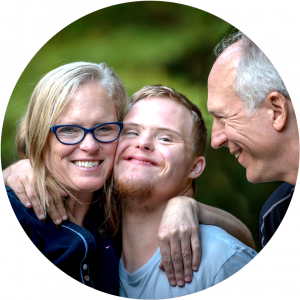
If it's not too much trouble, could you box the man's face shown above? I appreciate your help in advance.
[207,46,278,183]
[113,98,203,201]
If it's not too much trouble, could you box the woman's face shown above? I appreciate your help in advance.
[44,83,118,198]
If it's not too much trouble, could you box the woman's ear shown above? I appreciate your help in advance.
[189,156,206,179]
[265,91,288,132]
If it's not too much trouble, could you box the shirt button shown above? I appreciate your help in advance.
[84,275,90,281]
[83,264,88,270]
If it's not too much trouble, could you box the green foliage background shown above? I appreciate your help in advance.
[1,2,280,250]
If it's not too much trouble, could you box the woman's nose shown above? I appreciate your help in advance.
[79,133,99,152]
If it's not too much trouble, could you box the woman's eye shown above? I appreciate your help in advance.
[59,126,77,133]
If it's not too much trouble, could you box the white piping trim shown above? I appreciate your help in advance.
[260,187,294,247]
[62,224,88,284]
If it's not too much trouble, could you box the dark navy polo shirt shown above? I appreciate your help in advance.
[7,186,120,295]
[259,182,294,249]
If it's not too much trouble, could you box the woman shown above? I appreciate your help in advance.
[7,61,128,294]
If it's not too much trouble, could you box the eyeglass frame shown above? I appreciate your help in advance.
[50,122,123,145]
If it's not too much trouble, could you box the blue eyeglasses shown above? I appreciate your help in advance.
[50,122,123,145]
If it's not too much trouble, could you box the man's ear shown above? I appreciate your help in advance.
[265,91,288,131]
[189,156,206,179]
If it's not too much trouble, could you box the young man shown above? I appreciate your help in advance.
[114,85,256,298]
[207,32,298,248]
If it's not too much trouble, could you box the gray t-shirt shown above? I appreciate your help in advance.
[119,225,257,299]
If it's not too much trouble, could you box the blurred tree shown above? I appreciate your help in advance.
[1,1,281,249]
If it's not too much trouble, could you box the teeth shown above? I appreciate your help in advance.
[73,161,100,168]
[234,151,242,159]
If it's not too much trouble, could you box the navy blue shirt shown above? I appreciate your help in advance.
[7,186,120,295]
[259,182,294,249]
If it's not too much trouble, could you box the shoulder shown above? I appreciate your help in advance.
[259,182,294,248]
[199,224,255,252]
[6,186,20,202]
[198,225,257,286]
[261,182,294,215]
[6,186,31,223]
[199,224,257,267]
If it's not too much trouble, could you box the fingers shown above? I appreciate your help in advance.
[10,179,46,220]
[47,192,68,225]
[191,227,201,272]
[159,229,199,287]
[169,238,185,287]
[159,230,187,287]
[158,260,165,271]
[159,237,177,286]
[11,182,33,208]
[180,233,193,283]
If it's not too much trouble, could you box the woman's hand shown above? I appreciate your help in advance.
[3,159,68,224]
[158,196,201,287]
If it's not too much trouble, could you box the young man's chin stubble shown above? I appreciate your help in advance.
[114,179,155,214]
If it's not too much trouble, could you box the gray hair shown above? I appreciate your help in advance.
[214,31,290,111]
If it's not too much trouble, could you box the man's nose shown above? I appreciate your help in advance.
[211,121,227,149]
[135,134,154,151]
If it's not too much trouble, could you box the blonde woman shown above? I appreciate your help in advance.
[6,62,128,294]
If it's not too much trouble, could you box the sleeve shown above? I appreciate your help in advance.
[6,186,39,241]
[212,248,256,285]
[6,186,30,227]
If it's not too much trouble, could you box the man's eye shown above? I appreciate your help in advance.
[159,137,171,142]
[123,130,138,136]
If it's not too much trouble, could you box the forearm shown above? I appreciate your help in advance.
[198,202,256,250]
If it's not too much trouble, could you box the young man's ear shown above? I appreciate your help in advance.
[265,91,288,131]
[189,156,206,179]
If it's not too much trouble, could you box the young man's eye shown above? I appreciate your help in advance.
[160,137,171,142]
[123,130,138,136]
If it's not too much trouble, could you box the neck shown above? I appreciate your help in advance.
[282,102,299,186]
[279,130,299,186]
[121,199,167,274]
[68,192,94,227]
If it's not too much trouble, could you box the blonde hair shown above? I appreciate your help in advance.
[17,62,127,232]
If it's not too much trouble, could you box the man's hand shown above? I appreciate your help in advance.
[158,196,201,287]
[3,159,68,224]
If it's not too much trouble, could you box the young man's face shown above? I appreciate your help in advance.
[113,97,205,201]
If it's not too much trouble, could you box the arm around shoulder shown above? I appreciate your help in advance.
[197,202,256,250]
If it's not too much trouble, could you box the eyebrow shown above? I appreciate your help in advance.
[123,122,184,138]
[208,108,226,118]
[207,106,218,115]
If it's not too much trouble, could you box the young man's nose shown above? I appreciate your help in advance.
[135,134,154,151]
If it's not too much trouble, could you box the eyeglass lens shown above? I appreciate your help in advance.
[56,124,120,143]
